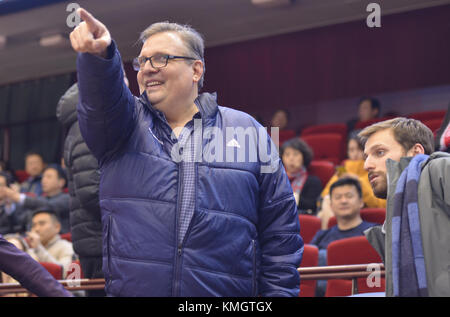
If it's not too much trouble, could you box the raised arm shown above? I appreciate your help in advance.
[70,8,136,163]
[0,235,72,297]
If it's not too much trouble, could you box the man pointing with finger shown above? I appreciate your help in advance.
[70,8,302,297]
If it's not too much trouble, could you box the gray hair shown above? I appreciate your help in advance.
[139,22,206,90]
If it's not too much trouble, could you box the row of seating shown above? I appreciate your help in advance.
[299,236,385,297]
[277,109,446,165]
[299,208,386,244]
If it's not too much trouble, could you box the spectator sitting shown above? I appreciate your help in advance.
[1,233,38,296]
[26,209,76,278]
[0,172,29,235]
[310,177,377,297]
[347,97,381,133]
[318,135,386,229]
[20,152,46,197]
[311,177,377,250]
[270,109,290,130]
[280,138,322,215]
[0,164,70,233]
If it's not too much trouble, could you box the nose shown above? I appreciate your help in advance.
[363,155,374,171]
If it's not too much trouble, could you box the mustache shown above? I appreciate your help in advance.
[368,171,383,181]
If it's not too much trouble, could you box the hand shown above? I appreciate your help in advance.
[0,186,20,203]
[69,8,111,58]
[26,231,42,249]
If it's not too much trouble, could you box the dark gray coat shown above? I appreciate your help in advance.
[56,83,102,257]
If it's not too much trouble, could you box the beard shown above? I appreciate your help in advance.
[369,172,388,199]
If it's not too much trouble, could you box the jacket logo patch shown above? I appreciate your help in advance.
[226,138,241,148]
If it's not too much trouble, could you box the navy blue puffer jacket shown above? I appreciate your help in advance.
[76,42,303,297]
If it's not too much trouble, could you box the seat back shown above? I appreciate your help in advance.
[308,160,336,188]
[301,123,347,138]
[14,170,30,183]
[421,118,444,136]
[354,115,396,130]
[299,215,321,244]
[408,110,446,122]
[60,232,72,242]
[299,244,319,297]
[325,236,384,296]
[302,134,345,165]
[327,208,386,228]
[39,262,63,280]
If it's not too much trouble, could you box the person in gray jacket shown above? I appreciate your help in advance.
[359,117,450,297]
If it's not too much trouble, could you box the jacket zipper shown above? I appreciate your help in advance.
[172,161,184,297]
[107,215,113,288]
[252,239,257,296]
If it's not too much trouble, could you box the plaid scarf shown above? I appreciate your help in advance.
[288,167,308,197]
[392,154,429,297]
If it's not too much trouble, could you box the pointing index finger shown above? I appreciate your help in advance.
[77,8,99,30]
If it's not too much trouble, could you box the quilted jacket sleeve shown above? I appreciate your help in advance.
[0,235,72,297]
[76,40,136,164]
[257,133,304,297]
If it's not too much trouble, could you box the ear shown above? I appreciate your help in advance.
[55,221,61,233]
[192,60,204,84]
[58,178,66,189]
[406,143,425,156]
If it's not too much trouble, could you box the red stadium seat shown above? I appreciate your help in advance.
[301,123,348,138]
[14,170,30,183]
[408,110,446,122]
[299,215,321,244]
[325,236,385,296]
[277,129,296,146]
[39,262,63,280]
[302,134,345,165]
[60,232,72,242]
[299,244,319,297]
[328,208,386,228]
[354,115,396,130]
[421,118,444,136]
[308,160,336,188]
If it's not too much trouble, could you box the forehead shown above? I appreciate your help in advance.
[364,128,401,154]
[359,100,372,110]
[140,32,187,55]
[284,147,301,155]
[33,213,51,222]
[331,184,358,196]
[26,155,43,162]
[43,168,58,177]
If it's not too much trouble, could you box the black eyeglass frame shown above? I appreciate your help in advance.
[133,54,197,71]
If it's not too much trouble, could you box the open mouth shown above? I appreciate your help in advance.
[146,81,163,88]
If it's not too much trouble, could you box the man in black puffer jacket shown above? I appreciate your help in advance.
[56,83,105,296]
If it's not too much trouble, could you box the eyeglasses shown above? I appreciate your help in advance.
[133,54,197,71]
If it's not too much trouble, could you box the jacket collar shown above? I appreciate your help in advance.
[140,91,219,125]
[385,152,450,200]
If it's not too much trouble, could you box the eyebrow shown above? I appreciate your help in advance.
[364,143,386,155]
